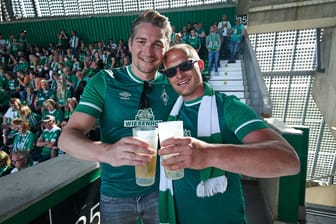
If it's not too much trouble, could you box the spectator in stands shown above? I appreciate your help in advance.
[28,53,39,72]
[50,55,59,73]
[228,18,246,63]
[61,97,78,128]
[18,31,29,56]
[121,56,130,66]
[175,32,182,45]
[56,74,72,107]
[12,119,35,153]
[16,70,29,102]
[35,79,56,113]
[4,71,19,97]
[6,34,18,57]
[24,85,37,112]
[59,9,177,224]
[206,25,221,76]
[2,97,21,126]
[0,33,8,56]
[10,150,36,173]
[0,67,7,90]
[104,48,116,69]
[0,150,12,177]
[36,115,61,162]
[186,29,201,54]
[218,14,231,60]
[114,39,128,66]
[16,55,29,72]
[42,99,64,127]
[72,55,81,72]
[159,43,300,224]
[63,66,77,95]
[194,22,207,59]
[28,70,42,92]
[19,105,41,135]
[1,118,22,154]
[73,70,87,101]
[69,30,79,56]
[57,29,69,54]
[181,25,190,43]
[170,25,177,46]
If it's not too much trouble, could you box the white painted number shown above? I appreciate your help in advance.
[75,202,100,224]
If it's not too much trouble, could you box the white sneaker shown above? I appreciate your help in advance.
[215,72,219,76]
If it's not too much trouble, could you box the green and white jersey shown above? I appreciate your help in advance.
[40,126,61,155]
[43,109,64,124]
[206,33,221,51]
[4,108,19,125]
[36,89,56,107]
[173,90,268,224]
[7,79,19,92]
[186,36,201,49]
[12,131,35,152]
[76,65,178,198]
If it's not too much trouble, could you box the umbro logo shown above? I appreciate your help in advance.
[119,91,131,100]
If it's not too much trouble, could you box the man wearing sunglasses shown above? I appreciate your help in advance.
[59,10,177,224]
[159,43,300,224]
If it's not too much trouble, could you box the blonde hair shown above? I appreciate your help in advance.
[64,97,78,112]
[10,98,22,109]
[19,105,32,119]
[0,151,11,166]
[43,98,59,109]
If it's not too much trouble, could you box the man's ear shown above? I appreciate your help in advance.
[197,59,204,72]
[128,39,132,51]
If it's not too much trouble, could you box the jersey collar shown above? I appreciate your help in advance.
[126,65,159,84]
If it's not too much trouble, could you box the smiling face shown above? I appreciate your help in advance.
[164,46,204,101]
[128,22,167,80]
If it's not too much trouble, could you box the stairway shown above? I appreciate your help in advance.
[206,59,248,104]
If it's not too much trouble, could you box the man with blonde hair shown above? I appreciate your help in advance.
[59,9,177,224]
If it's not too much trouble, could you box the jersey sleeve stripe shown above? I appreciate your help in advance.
[234,119,264,135]
[78,102,102,113]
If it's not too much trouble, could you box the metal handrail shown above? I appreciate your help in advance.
[242,36,273,117]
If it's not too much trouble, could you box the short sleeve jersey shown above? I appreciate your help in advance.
[36,89,56,107]
[75,65,178,198]
[206,33,221,51]
[173,90,268,224]
[43,109,64,124]
[40,126,61,155]
[186,36,201,49]
[12,131,35,152]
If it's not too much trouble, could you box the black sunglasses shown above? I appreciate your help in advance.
[139,81,152,109]
[162,60,198,78]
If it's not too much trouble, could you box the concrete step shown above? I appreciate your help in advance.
[211,84,245,92]
[208,80,244,87]
[219,60,242,69]
[209,71,243,80]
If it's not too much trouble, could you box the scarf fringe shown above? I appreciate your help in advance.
[196,175,228,198]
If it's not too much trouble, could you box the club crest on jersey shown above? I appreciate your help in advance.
[161,88,169,106]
